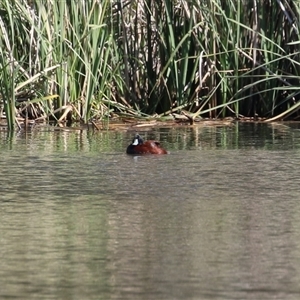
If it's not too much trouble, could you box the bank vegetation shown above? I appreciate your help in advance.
[0,0,300,130]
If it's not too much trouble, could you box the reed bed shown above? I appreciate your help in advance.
[0,0,300,130]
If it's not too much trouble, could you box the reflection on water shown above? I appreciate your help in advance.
[1,123,300,299]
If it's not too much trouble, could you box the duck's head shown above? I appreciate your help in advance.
[131,134,144,146]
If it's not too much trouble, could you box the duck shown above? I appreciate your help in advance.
[126,134,168,154]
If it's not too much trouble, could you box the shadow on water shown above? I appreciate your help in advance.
[1,122,300,299]
[2,121,300,151]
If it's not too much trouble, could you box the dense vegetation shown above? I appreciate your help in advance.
[1,0,300,130]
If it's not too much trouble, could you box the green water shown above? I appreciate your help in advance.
[1,122,300,299]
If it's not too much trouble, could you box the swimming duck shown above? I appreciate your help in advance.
[126,134,168,154]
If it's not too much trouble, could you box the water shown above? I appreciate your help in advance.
[1,122,300,299]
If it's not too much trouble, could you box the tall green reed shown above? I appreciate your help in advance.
[1,0,300,130]
[0,0,17,130]
[33,0,114,122]
[0,0,116,129]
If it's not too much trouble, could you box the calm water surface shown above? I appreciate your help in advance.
[1,123,300,300]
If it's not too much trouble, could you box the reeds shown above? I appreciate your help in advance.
[0,0,300,130]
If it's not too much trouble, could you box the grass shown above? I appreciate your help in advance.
[0,0,300,130]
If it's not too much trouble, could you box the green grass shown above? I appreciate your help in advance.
[1,0,300,130]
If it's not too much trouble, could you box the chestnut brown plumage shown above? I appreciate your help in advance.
[126,134,167,154]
